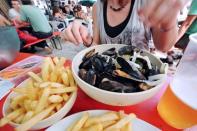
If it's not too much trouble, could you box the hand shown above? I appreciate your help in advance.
[61,19,92,46]
[138,0,188,31]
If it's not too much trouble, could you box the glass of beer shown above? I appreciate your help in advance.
[157,33,197,129]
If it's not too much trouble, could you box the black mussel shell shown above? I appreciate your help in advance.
[83,49,96,61]
[99,79,139,93]
[78,69,87,80]
[92,56,104,72]
[79,58,92,70]
[117,57,146,80]
[86,69,97,86]
[145,65,160,77]
[118,46,134,56]
[102,47,117,57]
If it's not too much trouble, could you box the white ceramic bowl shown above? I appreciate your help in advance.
[72,44,167,106]
[3,78,77,130]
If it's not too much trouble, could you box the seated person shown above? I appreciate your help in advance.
[63,5,74,17]
[73,5,84,19]
[8,0,21,21]
[176,0,197,51]
[53,7,65,21]
[18,0,52,53]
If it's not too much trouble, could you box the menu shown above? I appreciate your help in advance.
[0,56,43,84]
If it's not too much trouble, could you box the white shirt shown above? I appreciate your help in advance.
[8,8,20,19]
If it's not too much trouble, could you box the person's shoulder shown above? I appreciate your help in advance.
[9,8,15,13]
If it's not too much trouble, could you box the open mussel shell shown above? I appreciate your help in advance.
[102,47,117,56]
[78,69,97,86]
[116,57,146,80]
[99,78,140,93]
[118,45,135,56]
[82,49,96,61]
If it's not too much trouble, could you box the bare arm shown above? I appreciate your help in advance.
[92,4,100,45]
[2,16,11,26]
[152,25,178,52]
[177,15,197,41]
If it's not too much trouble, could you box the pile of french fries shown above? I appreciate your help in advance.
[67,111,136,131]
[0,57,77,131]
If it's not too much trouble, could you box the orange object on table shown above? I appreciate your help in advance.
[0,53,180,131]
[158,86,197,129]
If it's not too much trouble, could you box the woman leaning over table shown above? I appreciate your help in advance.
[62,0,188,52]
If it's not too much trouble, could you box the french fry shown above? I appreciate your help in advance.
[71,112,89,131]
[15,104,56,131]
[46,57,55,72]
[81,123,103,131]
[39,82,65,88]
[61,72,69,86]
[22,111,34,123]
[53,57,59,65]
[99,112,119,122]
[26,79,34,88]
[30,100,38,111]
[50,69,58,82]
[39,82,50,88]
[50,87,77,94]
[119,110,126,119]
[101,120,116,129]
[13,113,25,124]
[48,95,63,103]
[84,117,100,127]
[55,103,62,111]
[10,95,26,109]
[62,93,69,101]
[1,56,77,129]
[50,82,65,88]
[66,68,75,87]
[23,99,32,111]
[104,114,135,131]
[12,88,27,94]
[35,88,51,114]
[120,123,131,131]
[0,108,25,127]
[28,72,43,83]
[49,110,56,116]
[41,59,50,82]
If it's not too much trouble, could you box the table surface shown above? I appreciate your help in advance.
[0,53,180,131]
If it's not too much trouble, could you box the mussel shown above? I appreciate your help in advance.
[78,46,165,93]
[102,47,117,58]
[118,46,135,56]
[99,78,138,93]
[117,57,146,80]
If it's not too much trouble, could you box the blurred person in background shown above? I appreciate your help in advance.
[53,7,65,21]
[73,5,85,19]
[62,0,188,52]
[176,0,197,50]
[63,4,74,16]
[0,14,11,26]
[18,0,53,53]
[8,0,21,21]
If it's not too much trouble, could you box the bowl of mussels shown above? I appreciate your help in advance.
[72,44,168,106]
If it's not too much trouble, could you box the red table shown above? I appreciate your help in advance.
[0,53,179,131]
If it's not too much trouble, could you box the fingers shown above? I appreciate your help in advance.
[138,0,161,25]
[138,0,186,29]
[146,0,171,28]
[80,25,92,46]
[61,23,78,45]
[61,20,85,45]
[72,20,83,44]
